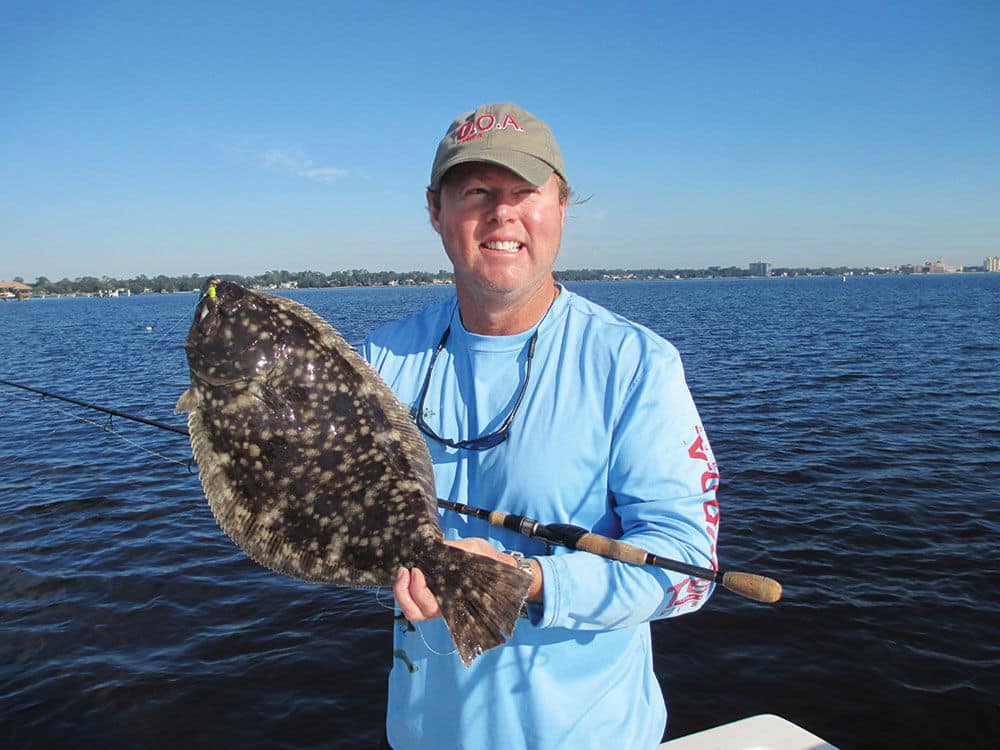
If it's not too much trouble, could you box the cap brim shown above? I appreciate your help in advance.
[430,150,556,191]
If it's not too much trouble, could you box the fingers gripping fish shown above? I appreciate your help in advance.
[175,278,531,666]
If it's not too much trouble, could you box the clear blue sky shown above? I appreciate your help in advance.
[2,0,997,281]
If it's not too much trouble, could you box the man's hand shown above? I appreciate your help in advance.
[394,538,543,622]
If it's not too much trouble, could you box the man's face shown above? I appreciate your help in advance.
[428,162,567,304]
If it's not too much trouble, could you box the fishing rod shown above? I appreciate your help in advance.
[1,379,782,603]
[0,379,189,435]
[438,499,781,604]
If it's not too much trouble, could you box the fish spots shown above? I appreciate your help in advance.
[184,281,524,646]
[261,508,283,528]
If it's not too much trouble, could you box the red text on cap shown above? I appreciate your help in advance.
[456,113,524,144]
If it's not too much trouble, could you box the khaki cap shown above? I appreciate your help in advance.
[429,103,567,191]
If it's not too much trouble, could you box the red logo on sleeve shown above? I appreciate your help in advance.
[661,425,720,614]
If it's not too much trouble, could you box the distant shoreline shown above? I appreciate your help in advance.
[3,264,995,301]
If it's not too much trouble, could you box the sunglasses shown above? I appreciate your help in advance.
[412,325,538,451]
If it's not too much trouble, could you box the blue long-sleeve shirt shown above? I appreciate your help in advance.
[363,287,719,749]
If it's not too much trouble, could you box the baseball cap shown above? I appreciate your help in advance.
[429,103,567,191]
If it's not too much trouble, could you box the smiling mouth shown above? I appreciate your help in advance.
[482,241,523,253]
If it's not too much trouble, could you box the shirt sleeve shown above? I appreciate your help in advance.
[530,337,720,631]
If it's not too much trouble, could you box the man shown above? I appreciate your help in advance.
[363,103,720,749]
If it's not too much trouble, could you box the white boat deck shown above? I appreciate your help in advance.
[659,714,838,750]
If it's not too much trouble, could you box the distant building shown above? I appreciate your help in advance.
[901,260,962,274]
[749,261,771,277]
[0,279,32,301]
[986,256,1000,273]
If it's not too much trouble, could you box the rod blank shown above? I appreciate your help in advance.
[0,379,189,435]
[437,499,782,604]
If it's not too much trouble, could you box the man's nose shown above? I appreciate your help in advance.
[490,194,516,222]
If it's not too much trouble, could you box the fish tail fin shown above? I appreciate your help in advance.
[420,547,532,667]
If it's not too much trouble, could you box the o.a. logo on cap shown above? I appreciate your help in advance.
[456,113,525,144]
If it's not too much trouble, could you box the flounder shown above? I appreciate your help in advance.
[175,278,530,666]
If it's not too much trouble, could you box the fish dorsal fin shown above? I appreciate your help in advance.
[266,293,356,357]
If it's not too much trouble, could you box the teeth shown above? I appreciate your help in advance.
[483,241,522,252]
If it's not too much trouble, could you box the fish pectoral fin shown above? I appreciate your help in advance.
[174,388,198,414]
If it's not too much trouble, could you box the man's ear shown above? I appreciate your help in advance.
[426,190,441,234]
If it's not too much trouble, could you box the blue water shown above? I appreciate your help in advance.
[1,276,997,749]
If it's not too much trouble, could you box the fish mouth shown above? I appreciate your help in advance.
[189,278,253,338]
[184,277,261,386]
[193,296,219,333]
[187,279,222,338]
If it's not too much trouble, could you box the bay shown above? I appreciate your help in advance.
[1,275,997,748]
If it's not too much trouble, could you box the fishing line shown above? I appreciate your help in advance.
[376,587,457,661]
[0,387,194,470]
[412,626,458,659]
[129,310,195,397]
[147,308,191,348]
[374,587,397,610]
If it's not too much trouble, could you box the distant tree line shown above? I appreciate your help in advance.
[28,269,457,295]
[24,264,904,295]
[553,265,893,281]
